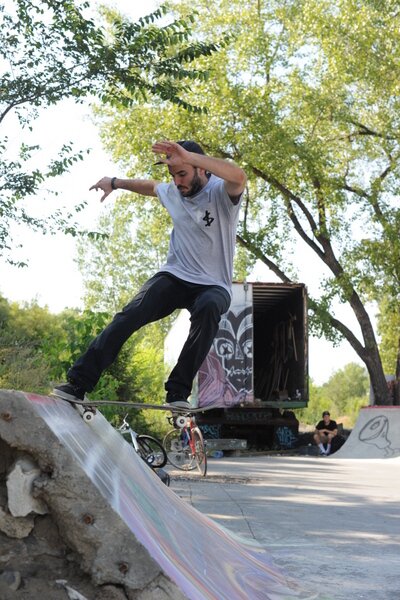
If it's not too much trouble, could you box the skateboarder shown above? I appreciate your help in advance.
[313,411,338,455]
[54,140,247,410]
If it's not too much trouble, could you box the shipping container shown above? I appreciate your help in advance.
[164,281,308,448]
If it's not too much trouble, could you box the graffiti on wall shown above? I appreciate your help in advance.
[274,426,298,449]
[200,425,222,439]
[198,305,254,408]
[358,415,400,457]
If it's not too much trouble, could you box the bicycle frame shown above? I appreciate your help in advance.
[116,415,167,470]
[117,416,141,452]
[165,414,207,476]
[187,418,201,458]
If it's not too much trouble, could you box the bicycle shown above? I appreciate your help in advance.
[163,413,207,476]
[116,414,168,470]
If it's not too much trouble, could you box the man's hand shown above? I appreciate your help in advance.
[152,139,247,200]
[152,141,189,167]
[89,177,114,203]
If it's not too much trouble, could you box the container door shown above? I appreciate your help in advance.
[198,283,254,408]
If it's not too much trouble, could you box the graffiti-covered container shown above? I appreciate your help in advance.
[164,281,308,420]
[198,282,253,408]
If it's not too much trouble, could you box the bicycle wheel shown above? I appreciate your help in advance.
[192,427,207,476]
[136,434,167,469]
[163,428,196,471]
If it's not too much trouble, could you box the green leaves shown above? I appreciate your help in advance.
[297,363,369,426]
[90,0,399,397]
[1,0,225,263]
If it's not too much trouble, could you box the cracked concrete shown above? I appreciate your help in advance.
[0,390,185,599]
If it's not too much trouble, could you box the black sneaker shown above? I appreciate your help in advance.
[53,382,86,402]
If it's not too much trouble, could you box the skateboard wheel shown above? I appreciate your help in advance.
[175,415,186,428]
[83,410,94,423]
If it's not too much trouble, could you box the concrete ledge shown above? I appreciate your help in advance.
[205,438,247,451]
[0,389,186,599]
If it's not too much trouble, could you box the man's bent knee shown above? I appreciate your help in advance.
[191,287,230,320]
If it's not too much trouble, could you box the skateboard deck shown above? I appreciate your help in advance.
[50,393,215,415]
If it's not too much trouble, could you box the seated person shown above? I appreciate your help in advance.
[313,411,338,455]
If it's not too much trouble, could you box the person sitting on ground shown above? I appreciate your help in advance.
[313,411,338,455]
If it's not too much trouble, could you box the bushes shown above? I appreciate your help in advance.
[0,295,168,436]
[298,363,369,428]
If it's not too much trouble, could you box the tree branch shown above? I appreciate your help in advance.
[343,152,399,227]
[348,119,398,140]
[308,297,367,358]
[249,165,328,260]
[236,234,292,283]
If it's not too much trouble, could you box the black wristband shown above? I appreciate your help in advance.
[111,176,117,190]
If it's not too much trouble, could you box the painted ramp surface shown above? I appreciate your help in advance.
[26,394,318,600]
[334,406,400,459]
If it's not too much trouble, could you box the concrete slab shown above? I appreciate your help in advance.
[169,455,400,600]
[205,438,247,451]
[333,406,400,458]
[20,392,319,600]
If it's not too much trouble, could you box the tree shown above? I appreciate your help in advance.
[0,296,64,392]
[0,293,160,402]
[75,195,171,313]
[92,0,399,404]
[0,295,113,391]
[377,297,400,404]
[321,363,369,415]
[296,379,329,426]
[297,363,369,426]
[1,0,226,264]
[377,298,400,375]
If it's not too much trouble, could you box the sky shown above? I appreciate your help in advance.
[1,0,366,385]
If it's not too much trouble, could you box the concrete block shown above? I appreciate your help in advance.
[205,438,247,451]
[0,504,35,538]
[0,570,21,592]
[6,456,48,517]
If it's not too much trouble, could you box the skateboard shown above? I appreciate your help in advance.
[50,393,215,424]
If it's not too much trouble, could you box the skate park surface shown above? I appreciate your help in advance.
[11,392,320,600]
[168,405,400,600]
[333,406,400,459]
[170,453,399,600]
[1,392,399,599]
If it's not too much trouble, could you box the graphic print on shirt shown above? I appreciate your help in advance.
[202,210,214,227]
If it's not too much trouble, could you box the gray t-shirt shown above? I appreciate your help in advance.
[156,175,242,296]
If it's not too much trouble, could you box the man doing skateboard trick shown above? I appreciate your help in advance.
[54,140,247,410]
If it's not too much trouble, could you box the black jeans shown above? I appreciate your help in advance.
[68,273,231,399]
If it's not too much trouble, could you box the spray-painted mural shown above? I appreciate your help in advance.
[198,284,254,408]
[358,415,400,457]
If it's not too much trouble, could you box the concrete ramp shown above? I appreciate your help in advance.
[334,406,400,459]
[18,392,317,600]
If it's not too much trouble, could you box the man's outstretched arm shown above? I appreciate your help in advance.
[89,177,159,203]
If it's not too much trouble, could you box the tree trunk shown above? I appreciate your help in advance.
[330,303,389,406]
[345,292,389,405]
[363,350,390,405]
[395,335,400,406]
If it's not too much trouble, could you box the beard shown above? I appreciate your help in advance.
[178,169,204,197]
